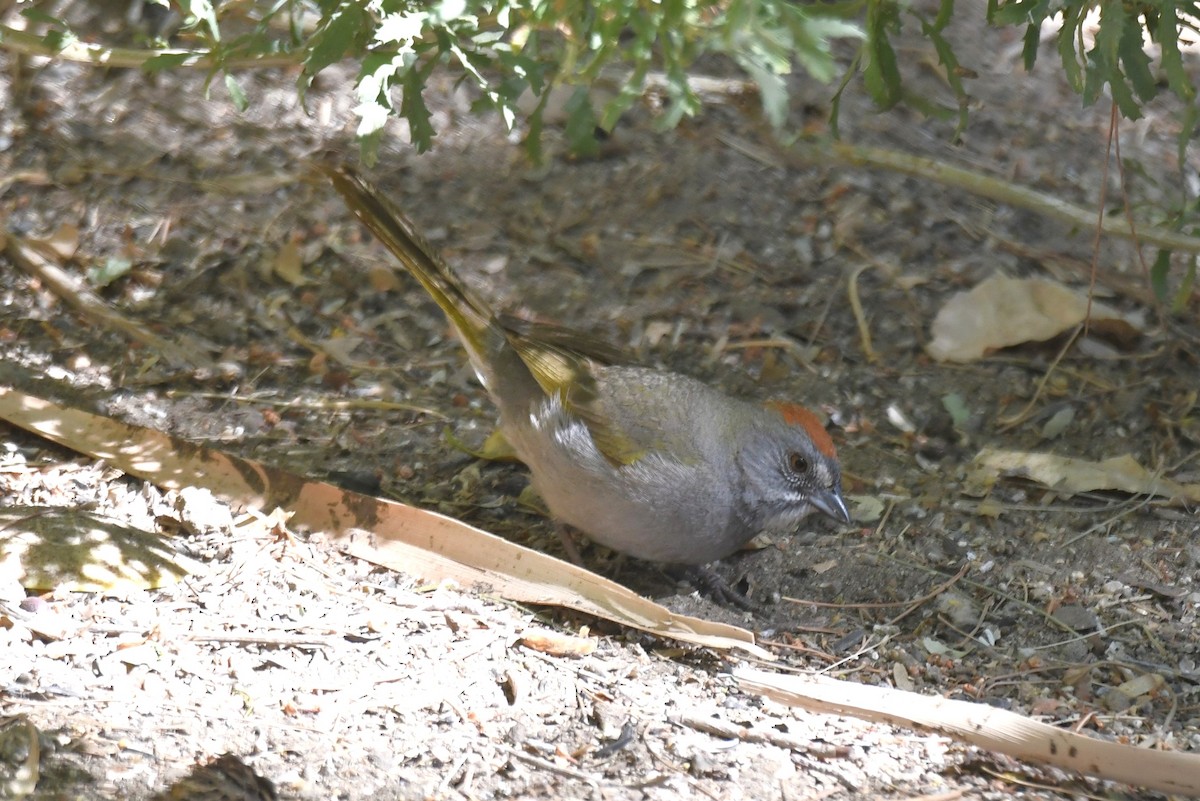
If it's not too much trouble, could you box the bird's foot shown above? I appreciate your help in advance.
[672,565,757,611]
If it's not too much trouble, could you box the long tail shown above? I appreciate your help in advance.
[321,163,505,378]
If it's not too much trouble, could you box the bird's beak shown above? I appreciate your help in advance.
[810,487,851,525]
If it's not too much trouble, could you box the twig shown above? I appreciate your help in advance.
[990,237,1176,307]
[875,553,1081,636]
[902,792,965,801]
[668,711,850,759]
[1027,620,1141,654]
[166,390,448,420]
[994,324,1082,431]
[782,561,968,618]
[770,137,1200,254]
[1083,103,1118,331]
[437,753,470,795]
[1059,490,1158,547]
[3,233,215,371]
[977,764,1109,801]
[495,745,600,789]
[887,563,970,627]
[0,23,298,70]
[184,632,333,648]
[846,263,878,364]
[1111,104,1162,318]
[819,631,896,675]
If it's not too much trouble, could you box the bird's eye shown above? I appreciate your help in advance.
[787,452,809,474]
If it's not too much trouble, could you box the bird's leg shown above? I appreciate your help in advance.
[555,523,587,566]
[670,565,757,611]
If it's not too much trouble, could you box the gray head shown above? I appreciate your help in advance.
[735,402,850,534]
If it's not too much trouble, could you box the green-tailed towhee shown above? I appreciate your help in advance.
[325,164,850,567]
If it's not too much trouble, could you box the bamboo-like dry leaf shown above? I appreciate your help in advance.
[735,667,1200,795]
[0,387,768,657]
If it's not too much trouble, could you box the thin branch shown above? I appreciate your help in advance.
[761,136,1200,255]
[0,24,300,70]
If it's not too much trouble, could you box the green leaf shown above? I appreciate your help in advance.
[1020,20,1041,72]
[990,0,1053,26]
[1093,0,1124,65]
[656,64,702,129]
[375,11,427,47]
[32,28,77,53]
[19,7,69,26]
[1178,102,1199,169]
[789,14,862,83]
[1150,248,1172,303]
[1117,15,1156,103]
[1155,4,1196,102]
[142,51,194,73]
[1175,256,1197,314]
[224,73,248,111]
[941,393,971,430]
[358,126,383,167]
[563,86,600,157]
[523,91,549,164]
[737,51,790,128]
[862,1,902,109]
[305,3,367,76]
[87,257,133,289]
[1087,0,1145,117]
[401,61,437,152]
[181,0,221,42]
[919,15,969,137]
[1056,3,1085,92]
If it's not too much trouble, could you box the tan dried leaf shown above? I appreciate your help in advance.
[520,628,598,658]
[927,275,1141,363]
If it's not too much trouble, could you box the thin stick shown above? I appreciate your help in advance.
[995,325,1082,431]
[495,745,600,789]
[770,137,1200,254]
[4,233,214,370]
[1083,103,1119,331]
[0,23,298,69]
[846,263,878,363]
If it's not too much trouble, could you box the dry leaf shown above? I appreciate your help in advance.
[966,448,1200,504]
[367,264,402,292]
[927,275,1141,363]
[273,240,305,286]
[519,628,598,657]
[44,223,80,260]
[0,507,198,591]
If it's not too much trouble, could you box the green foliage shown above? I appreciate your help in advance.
[7,0,1199,301]
[295,0,865,159]
[7,0,1199,165]
[987,0,1200,116]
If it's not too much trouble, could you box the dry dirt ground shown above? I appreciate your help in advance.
[2,2,1199,799]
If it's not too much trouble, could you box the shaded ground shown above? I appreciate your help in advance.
[2,3,1199,798]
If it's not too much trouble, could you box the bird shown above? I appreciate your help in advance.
[323,163,850,569]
